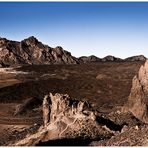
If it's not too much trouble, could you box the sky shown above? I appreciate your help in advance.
[0,2,148,58]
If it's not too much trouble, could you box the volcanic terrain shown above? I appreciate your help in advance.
[0,37,148,146]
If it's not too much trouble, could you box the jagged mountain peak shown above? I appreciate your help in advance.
[0,37,78,66]
[22,36,39,44]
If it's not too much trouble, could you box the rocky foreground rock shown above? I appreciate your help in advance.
[9,91,148,146]
[11,93,114,146]
[89,59,148,146]
[123,60,148,123]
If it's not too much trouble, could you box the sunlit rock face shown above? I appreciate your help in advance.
[11,93,114,146]
[123,60,148,123]
[0,36,79,67]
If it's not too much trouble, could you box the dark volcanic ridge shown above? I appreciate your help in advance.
[0,36,147,67]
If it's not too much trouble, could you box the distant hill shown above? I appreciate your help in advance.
[124,55,146,62]
[79,55,146,63]
[102,55,123,62]
[78,55,102,63]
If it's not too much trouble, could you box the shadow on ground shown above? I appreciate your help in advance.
[36,138,92,146]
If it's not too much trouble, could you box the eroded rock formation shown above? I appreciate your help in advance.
[11,93,114,146]
[123,60,148,123]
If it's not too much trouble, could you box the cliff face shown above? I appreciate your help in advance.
[0,36,79,66]
[123,60,148,123]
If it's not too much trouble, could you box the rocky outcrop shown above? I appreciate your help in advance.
[124,55,146,62]
[102,55,123,62]
[0,36,79,67]
[78,55,101,63]
[11,93,114,146]
[123,60,148,123]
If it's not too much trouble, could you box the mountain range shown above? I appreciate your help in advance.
[0,36,147,67]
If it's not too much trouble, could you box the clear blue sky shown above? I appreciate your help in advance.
[0,2,148,58]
